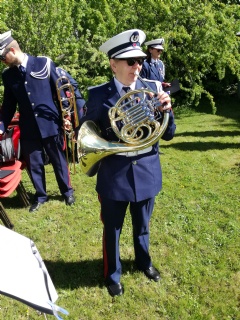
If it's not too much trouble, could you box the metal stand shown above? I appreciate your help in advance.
[0,202,14,229]
[0,181,29,229]
[16,181,30,207]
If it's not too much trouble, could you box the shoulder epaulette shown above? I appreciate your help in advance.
[30,55,52,79]
[2,67,9,74]
[87,82,107,90]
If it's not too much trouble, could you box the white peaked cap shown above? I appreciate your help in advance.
[144,38,165,50]
[99,29,147,59]
[0,31,14,55]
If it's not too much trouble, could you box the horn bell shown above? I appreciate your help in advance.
[77,111,169,177]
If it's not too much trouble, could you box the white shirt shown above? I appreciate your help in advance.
[114,77,135,96]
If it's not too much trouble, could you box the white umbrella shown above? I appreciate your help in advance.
[0,225,69,319]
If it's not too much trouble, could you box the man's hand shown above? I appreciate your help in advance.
[63,117,72,132]
[157,91,172,112]
[162,82,171,88]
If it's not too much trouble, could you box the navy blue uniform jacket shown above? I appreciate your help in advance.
[80,78,176,202]
[0,55,62,139]
[140,58,165,82]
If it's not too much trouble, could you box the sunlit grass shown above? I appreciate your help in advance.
[0,96,239,319]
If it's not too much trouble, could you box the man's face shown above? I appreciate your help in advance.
[110,57,144,86]
[0,47,18,67]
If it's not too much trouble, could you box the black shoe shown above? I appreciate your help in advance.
[65,195,75,206]
[29,202,43,213]
[143,266,160,282]
[107,283,123,297]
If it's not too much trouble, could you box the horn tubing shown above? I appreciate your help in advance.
[78,111,169,176]
[78,74,170,176]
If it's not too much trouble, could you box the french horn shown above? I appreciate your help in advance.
[77,74,170,177]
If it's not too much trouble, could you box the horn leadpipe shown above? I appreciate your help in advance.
[134,71,171,110]
[134,71,158,94]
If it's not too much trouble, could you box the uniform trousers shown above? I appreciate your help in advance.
[21,134,73,203]
[100,196,155,285]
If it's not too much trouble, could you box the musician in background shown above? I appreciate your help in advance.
[140,38,171,89]
[0,30,75,212]
[80,29,176,297]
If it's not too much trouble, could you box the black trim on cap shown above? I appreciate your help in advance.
[108,41,140,58]
[0,36,14,50]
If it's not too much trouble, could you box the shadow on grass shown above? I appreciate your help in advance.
[45,259,137,289]
[0,193,69,210]
[166,94,240,151]
[215,95,240,122]
[0,194,25,209]
[163,141,239,151]
[196,93,240,123]
[174,130,240,138]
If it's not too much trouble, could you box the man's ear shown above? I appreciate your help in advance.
[9,47,15,54]
[110,59,117,73]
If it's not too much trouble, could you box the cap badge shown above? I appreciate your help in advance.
[130,31,140,45]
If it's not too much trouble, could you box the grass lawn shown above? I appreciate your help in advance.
[0,95,239,320]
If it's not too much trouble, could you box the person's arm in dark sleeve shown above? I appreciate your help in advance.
[161,110,176,141]
[0,72,18,133]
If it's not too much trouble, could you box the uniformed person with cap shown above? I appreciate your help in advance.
[140,38,171,89]
[0,30,75,211]
[80,29,176,297]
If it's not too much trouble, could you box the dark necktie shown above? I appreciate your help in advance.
[19,65,26,77]
[122,86,131,94]
[154,61,163,81]
[122,86,131,106]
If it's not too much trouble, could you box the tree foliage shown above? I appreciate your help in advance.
[0,0,239,112]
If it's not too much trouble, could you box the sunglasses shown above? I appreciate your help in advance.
[155,49,163,53]
[118,58,144,66]
[0,48,10,61]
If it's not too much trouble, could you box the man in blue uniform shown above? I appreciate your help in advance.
[140,38,171,89]
[80,29,176,297]
[0,30,75,212]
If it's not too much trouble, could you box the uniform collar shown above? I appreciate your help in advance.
[18,53,28,68]
[114,77,135,95]
[151,58,158,64]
